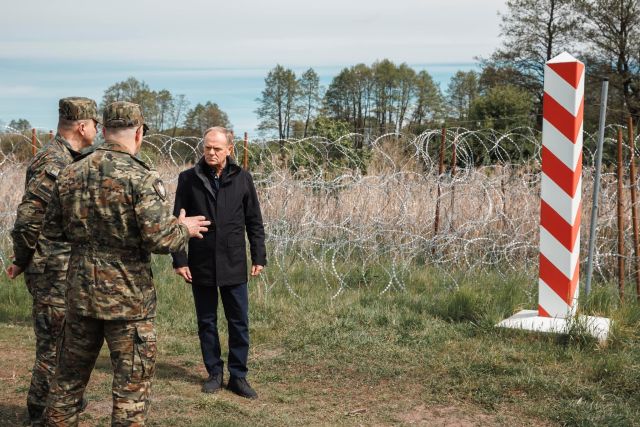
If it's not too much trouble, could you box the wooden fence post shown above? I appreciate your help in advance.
[243,132,249,170]
[433,127,446,244]
[628,116,640,301]
[449,131,457,231]
[31,128,37,156]
[617,127,625,299]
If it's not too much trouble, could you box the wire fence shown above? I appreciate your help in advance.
[1,125,639,299]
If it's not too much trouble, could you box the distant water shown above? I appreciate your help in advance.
[0,59,478,135]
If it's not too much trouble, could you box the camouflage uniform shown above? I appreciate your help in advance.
[9,98,99,424]
[42,102,189,427]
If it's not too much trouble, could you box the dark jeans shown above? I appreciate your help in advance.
[191,283,249,378]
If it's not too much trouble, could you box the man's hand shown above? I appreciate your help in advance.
[5,263,24,280]
[178,208,211,239]
[174,266,192,283]
[250,265,264,277]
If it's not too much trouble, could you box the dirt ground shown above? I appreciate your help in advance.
[0,322,551,427]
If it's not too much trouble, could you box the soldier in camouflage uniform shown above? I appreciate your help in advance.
[41,101,210,426]
[6,97,100,425]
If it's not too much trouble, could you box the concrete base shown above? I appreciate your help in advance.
[496,310,611,342]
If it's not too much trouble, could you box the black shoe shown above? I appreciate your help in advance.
[227,376,258,399]
[202,372,223,393]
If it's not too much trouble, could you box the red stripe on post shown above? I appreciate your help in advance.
[538,305,551,318]
[540,200,581,251]
[539,254,580,305]
[541,146,582,197]
[543,93,584,143]
[547,61,585,89]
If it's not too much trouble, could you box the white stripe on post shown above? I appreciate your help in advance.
[539,52,584,318]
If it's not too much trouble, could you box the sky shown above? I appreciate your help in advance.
[0,0,507,134]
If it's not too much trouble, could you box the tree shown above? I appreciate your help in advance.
[311,116,352,141]
[298,68,322,137]
[170,94,190,137]
[184,102,231,136]
[447,71,479,121]
[489,0,582,97]
[395,64,417,132]
[469,85,534,130]
[578,0,640,121]
[372,59,399,133]
[101,77,161,130]
[256,65,298,140]
[323,64,374,135]
[8,118,32,132]
[154,89,173,132]
[102,77,149,106]
[468,85,536,163]
[410,71,444,130]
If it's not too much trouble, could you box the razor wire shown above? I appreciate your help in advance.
[1,125,639,300]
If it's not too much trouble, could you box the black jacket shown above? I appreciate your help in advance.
[171,156,266,287]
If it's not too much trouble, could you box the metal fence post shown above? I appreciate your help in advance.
[585,79,609,297]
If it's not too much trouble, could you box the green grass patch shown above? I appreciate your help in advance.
[2,256,640,425]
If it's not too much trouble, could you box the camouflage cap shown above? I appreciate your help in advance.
[103,101,148,132]
[59,97,100,123]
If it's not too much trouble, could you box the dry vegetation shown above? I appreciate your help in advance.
[0,129,640,426]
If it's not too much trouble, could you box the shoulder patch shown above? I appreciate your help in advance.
[152,179,167,201]
[45,166,60,179]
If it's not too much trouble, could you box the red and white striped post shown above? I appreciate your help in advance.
[498,52,610,341]
[539,52,584,318]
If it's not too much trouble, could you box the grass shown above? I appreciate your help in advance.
[1,257,640,426]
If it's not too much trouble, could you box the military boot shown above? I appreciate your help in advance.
[27,403,45,427]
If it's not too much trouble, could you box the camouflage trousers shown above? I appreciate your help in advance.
[44,312,157,427]
[24,273,66,425]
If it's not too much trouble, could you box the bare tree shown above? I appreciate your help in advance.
[170,94,190,138]
[579,0,640,120]
[256,65,298,140]
[490,0,582,97]
[298,68,321,137]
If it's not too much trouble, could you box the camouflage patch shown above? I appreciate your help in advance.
[11,135,77,275]
[28,174,56,203]
[40,144,189,320]
[152,179,166,201]
[46,166,60,179]
[59,97,100,122]
[103,101,145,128]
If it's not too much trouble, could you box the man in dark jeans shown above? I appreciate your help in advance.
[172,126,266,399]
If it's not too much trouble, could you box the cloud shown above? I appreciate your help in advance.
[0,84,40,97]
[0,0,506,65]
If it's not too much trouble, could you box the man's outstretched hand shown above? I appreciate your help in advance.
[174,266,192,283]
[5,263,23,280]
[178,208,210,239]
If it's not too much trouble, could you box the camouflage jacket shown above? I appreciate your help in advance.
[42,140,190,320]
[11,135,80,303]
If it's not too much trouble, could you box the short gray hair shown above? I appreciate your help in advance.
[203,126,233,145]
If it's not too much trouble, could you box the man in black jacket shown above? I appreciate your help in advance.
[172,126,266,399]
